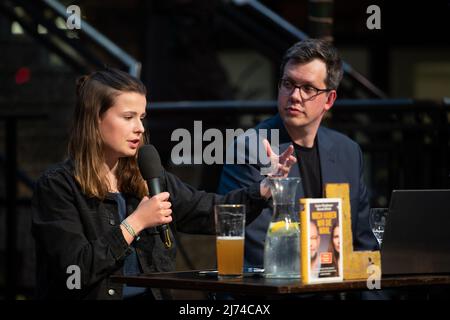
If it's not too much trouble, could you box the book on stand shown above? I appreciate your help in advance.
[300,198,343,284]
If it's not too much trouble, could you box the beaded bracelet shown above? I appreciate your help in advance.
[121,219,140,241]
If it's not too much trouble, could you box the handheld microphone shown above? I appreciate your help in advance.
[137,144,172,249]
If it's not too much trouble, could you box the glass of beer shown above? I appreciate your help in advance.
[214,204,245,278]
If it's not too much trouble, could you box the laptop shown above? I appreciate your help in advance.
[381,189,450,276]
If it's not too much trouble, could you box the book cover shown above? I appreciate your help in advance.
[300,198,343,284]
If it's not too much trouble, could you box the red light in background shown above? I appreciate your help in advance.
[15,67,31,85]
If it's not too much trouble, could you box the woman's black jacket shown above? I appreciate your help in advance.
[31,160,266,300]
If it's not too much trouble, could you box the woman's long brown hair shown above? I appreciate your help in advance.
[68,68,148,199]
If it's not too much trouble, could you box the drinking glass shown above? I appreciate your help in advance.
[214,204,245,278]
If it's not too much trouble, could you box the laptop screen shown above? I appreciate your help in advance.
[381,189,450,276]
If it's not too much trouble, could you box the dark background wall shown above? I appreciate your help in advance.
[0,0,449,299]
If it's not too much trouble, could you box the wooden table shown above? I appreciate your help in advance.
[112,270,450,296]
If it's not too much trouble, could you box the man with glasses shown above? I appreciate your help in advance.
[218,39,378,274]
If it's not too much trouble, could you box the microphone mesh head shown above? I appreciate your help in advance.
[137,144,163,180]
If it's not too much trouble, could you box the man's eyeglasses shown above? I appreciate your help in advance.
[279,78,333,101]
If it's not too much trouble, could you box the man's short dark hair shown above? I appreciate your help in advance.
[279,39,343,90]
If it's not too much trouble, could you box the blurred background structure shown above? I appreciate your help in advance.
[0,0,449,299]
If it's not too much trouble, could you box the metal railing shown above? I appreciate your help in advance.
[145,98,450,205]
[42,0,141,77]
[0,0,141,77]
[228,0,387,98]
[147,98,418,112]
